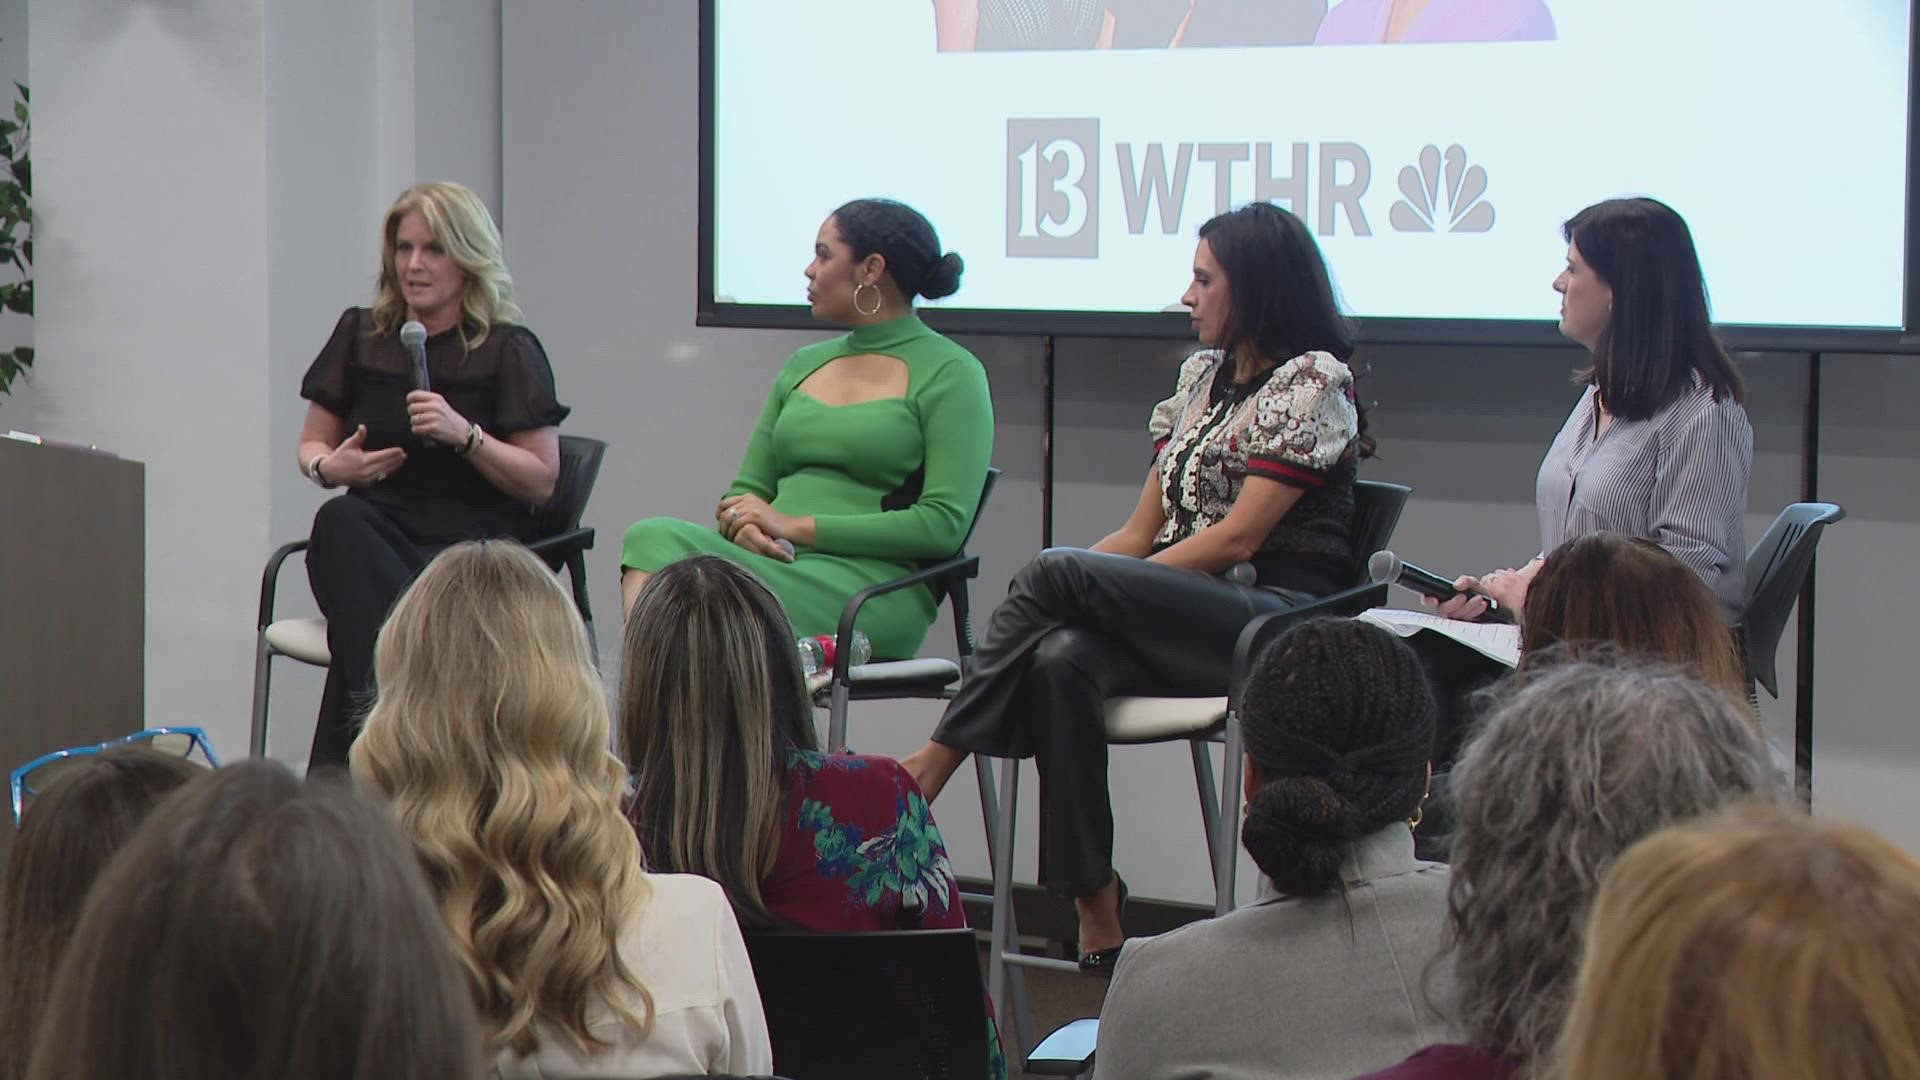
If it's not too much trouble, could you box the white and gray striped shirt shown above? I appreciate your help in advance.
[1536,380,1754,618]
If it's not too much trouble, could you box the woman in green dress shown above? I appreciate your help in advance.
[619,199,994,660]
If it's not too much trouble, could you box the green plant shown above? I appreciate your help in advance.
[0,79,30,398]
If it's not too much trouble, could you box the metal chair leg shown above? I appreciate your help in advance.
[1190,738,1219,888]
[826,681,852,753]
[249,636,274,757]
[1216,713,1245,916]
[987,754,1025,1057]
[975,754,1031,1055]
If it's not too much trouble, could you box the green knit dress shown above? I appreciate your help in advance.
[621,315,994,659]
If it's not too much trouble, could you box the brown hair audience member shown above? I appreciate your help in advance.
[353,540,770,1077]
[1519,532,1748,704]
[0,748,202,1080]
[1355,658,1778,1080]
[22,759,480,1080]
[1551,803,1920,1080]
[621,555,1004,1077]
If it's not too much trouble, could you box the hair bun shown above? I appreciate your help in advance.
[920,251,964,301]
[1242,775,1359,896]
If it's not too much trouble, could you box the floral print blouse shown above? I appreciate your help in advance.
[762,749,1007,1079]
[1148,349,1360,593]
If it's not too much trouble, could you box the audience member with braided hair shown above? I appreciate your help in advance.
[1550,804,1920,1080]
[1519,532,1749,705]
[1357,658,1779,1080]
[620,197,993,661]
[1095,618,1454,1080]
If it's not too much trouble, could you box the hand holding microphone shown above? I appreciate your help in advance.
[405,389,469,446]
[1367,550,1517,624]
[399,320,466,447]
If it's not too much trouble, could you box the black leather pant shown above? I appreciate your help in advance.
[930,548,1308,898]
[305,496,439,773]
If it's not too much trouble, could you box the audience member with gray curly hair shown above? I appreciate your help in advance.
[1355,657,1780,1080]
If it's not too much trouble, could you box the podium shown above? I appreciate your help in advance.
[0,437,143,862]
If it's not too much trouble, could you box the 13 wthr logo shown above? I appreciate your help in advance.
[1005,118,1494,256]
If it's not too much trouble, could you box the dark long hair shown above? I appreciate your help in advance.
[1238,618,1435,896]
[1519,533,1749,706]
[832,198,964,301]
[620,556,819,928]
[1198,202,1373,457]
[24,760,481,1080]
[1565,198,1745,420]
[0,748,202,1080]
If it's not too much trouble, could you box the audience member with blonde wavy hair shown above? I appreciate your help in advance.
[24,759,480,1080]
[1355,658,1779,1080]
[351,541,771,1078]
[1519,532,1749,705]
[1551,803,1920,1080]
[297,179,570,771]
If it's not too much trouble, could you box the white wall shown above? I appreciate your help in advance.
[29,0,273,754]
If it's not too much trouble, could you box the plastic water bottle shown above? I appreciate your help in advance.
[799,630,871,678]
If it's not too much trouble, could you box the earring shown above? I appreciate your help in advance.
[1407,805,1424,831]
[852,281,883,318]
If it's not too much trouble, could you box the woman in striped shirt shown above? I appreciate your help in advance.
[1434,197,1753,623]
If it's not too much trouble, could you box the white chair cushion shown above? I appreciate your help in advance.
[264,617,331,666]
[807,658,963,696]
[1103,695,1228,743]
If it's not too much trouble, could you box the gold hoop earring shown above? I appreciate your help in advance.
[1407,805,1425,831]
[852,281,883,318]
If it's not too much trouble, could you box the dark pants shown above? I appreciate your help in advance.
[304,496,438,772]
[930,548,1308,898]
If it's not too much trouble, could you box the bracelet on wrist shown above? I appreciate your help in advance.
[307,453,336,489]
[455,422,486,457]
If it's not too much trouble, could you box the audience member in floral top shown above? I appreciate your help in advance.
[619,555,1006,1078]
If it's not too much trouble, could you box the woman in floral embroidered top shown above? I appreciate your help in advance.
[620,555,1007,1079]
[904,202,1373,974]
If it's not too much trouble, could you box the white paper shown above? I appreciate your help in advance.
[1359,608,1521,668]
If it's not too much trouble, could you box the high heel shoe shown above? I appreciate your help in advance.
[1076,874,1129,977]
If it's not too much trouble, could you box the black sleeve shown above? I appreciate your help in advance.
[299,308,363,416]
[491,326,571,434]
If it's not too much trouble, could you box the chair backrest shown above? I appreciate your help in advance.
[927,467,1002,609]
[954,467,1001,557]
[742,928,990,1080]
[528,435,608,545]
[1739,501,1844,697]
[1346,479,1414,586]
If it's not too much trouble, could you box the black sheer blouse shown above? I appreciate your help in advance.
[300,307,569,545]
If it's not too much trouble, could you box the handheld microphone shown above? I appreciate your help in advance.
[399,321,431,393]
[1367,550,1515,623]
[773,538,796,559]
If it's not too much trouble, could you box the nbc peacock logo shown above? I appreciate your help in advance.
[1390,145,1495,234]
